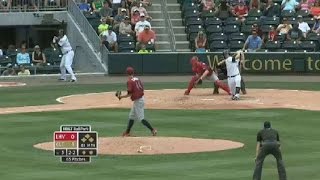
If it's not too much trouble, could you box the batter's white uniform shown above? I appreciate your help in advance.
[225,56,242,97]
[54,35,76,81]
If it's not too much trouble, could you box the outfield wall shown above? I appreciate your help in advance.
[108,52,320,74]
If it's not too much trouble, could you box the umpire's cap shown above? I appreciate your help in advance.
[126,67,134,75]
[264,121,271,128]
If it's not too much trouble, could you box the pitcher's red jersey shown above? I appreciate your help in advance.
[127,76,144,101]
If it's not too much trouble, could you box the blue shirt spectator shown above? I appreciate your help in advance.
[243,31,262,52]
[16,46,30,65]
[79,3,91,11]
[281,0,298,11]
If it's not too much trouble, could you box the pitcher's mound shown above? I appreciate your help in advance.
[34,137,244,155]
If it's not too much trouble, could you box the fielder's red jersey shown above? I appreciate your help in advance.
[127,76,144,101]
[192,62,213,77]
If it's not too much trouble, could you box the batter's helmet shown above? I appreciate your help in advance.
[223,49,231,59]
[126,67,134,75]
[190,56,199,65]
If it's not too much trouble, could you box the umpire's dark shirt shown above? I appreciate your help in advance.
[257,128,280,146]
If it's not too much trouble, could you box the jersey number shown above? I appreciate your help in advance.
[135,80,143,90]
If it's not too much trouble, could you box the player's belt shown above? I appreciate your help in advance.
[228,73,239,78]
[63,49,73,55]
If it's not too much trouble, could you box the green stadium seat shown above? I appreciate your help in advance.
[208,33,228,42]
[248,9,262,17]
[281,40,300,51]
[224,24,239,34]
[229,40,244,51]
[206,25,223,34]
[281,10,296,18]
[265,41,281,51]
[296,10,310,17]
[209,41,228,51]
[299,41,317,51]
[204,17,222,26]
[245,16,259,25]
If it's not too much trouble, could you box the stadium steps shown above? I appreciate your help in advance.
[147,6,172,52]
[167,3,191,52]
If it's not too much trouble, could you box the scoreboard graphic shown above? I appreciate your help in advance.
[54,125,98,163]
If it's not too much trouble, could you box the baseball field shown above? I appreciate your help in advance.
[0,75,319,180]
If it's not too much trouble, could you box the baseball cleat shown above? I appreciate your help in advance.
[184,90,190,95]
[70,79,77,82]
[122,132,131,137]
[231,96,240,100]
[152,129,157,136]
[58,78,66,81]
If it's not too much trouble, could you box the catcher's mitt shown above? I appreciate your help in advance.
[115,90,122,100]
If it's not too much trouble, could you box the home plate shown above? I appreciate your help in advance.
[201,98,215,101]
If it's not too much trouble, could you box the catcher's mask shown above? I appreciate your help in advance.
[126,67,134,75]
[223,49,230,59]
[190,56,199,65]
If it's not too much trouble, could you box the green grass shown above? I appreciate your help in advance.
[1,81,320,107]
[0,81,319,179]
[0,108,319,180]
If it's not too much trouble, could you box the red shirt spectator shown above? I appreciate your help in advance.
[268,26,278,41]
[137,27,156,44]
[131,10,140,25]
[202,0,214,11]
[127,76,144,101]
[234,3,249,16]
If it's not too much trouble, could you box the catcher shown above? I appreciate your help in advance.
[116,67,157,137]
[213,53,247,95]
[184,56,231,95]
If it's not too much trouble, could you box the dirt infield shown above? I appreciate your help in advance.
[0,82,26,87]
[34,137,244,155]
[1,88,320,115]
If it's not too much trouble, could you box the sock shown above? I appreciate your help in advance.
[141,119,154,131]
[186,76,198,92]
[235,87,241,94]
[126,119,135,133]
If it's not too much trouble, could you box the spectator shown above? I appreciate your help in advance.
[16,44,30,65]
[2,64,16,76]
[140,0,152,7]
[299,0,310,11]
[263,25,278,42]
[119,16,134,36]
[137,25,156,51]
[79,0,91,12]
[249,0,261,10]
[297,15,311,38]
[201,0,215,11]
[232,1,248,23]
[17,65,30,76]
[114,8,128,30]
[0,0,12,11]
[252,23,263,37]
[262,0,278,17]
[98,18,109,35]
[310,0,320,16]
[287,22,303,42]
[194,31,207,52]
[276,18,293,35]
[312,16,320,33]
[6,44,16,56]
[100,1,113,23]
[32,45,47,66]
[214,0,232,20]
[92,0,104,13]
[281,0,299,11]
[243,30,262,52]
[101,26,118,52]
[118,0,129,14]
[308,0,316,6]
[131,9,141,26]
[138,44,152,54]
[134,2,151,19]
[134,13,151,36]
[111,0,122,14]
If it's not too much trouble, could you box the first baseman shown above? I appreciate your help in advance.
[253,121,287,180]
[184,56,231,95]
[53,29,77,82]
[117,67,157,137]
[218,50,243,100]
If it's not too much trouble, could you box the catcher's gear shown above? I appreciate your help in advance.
[115,90,122,100]
[197,79,203,85]
[190,56,199,65]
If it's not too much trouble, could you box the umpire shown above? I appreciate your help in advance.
[253,121,287,180]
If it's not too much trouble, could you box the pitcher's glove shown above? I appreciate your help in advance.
[115,90,122,100]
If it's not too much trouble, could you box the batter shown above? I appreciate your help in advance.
[53,29,77,82]
[218,50,243,100]
[118,67,157,137]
